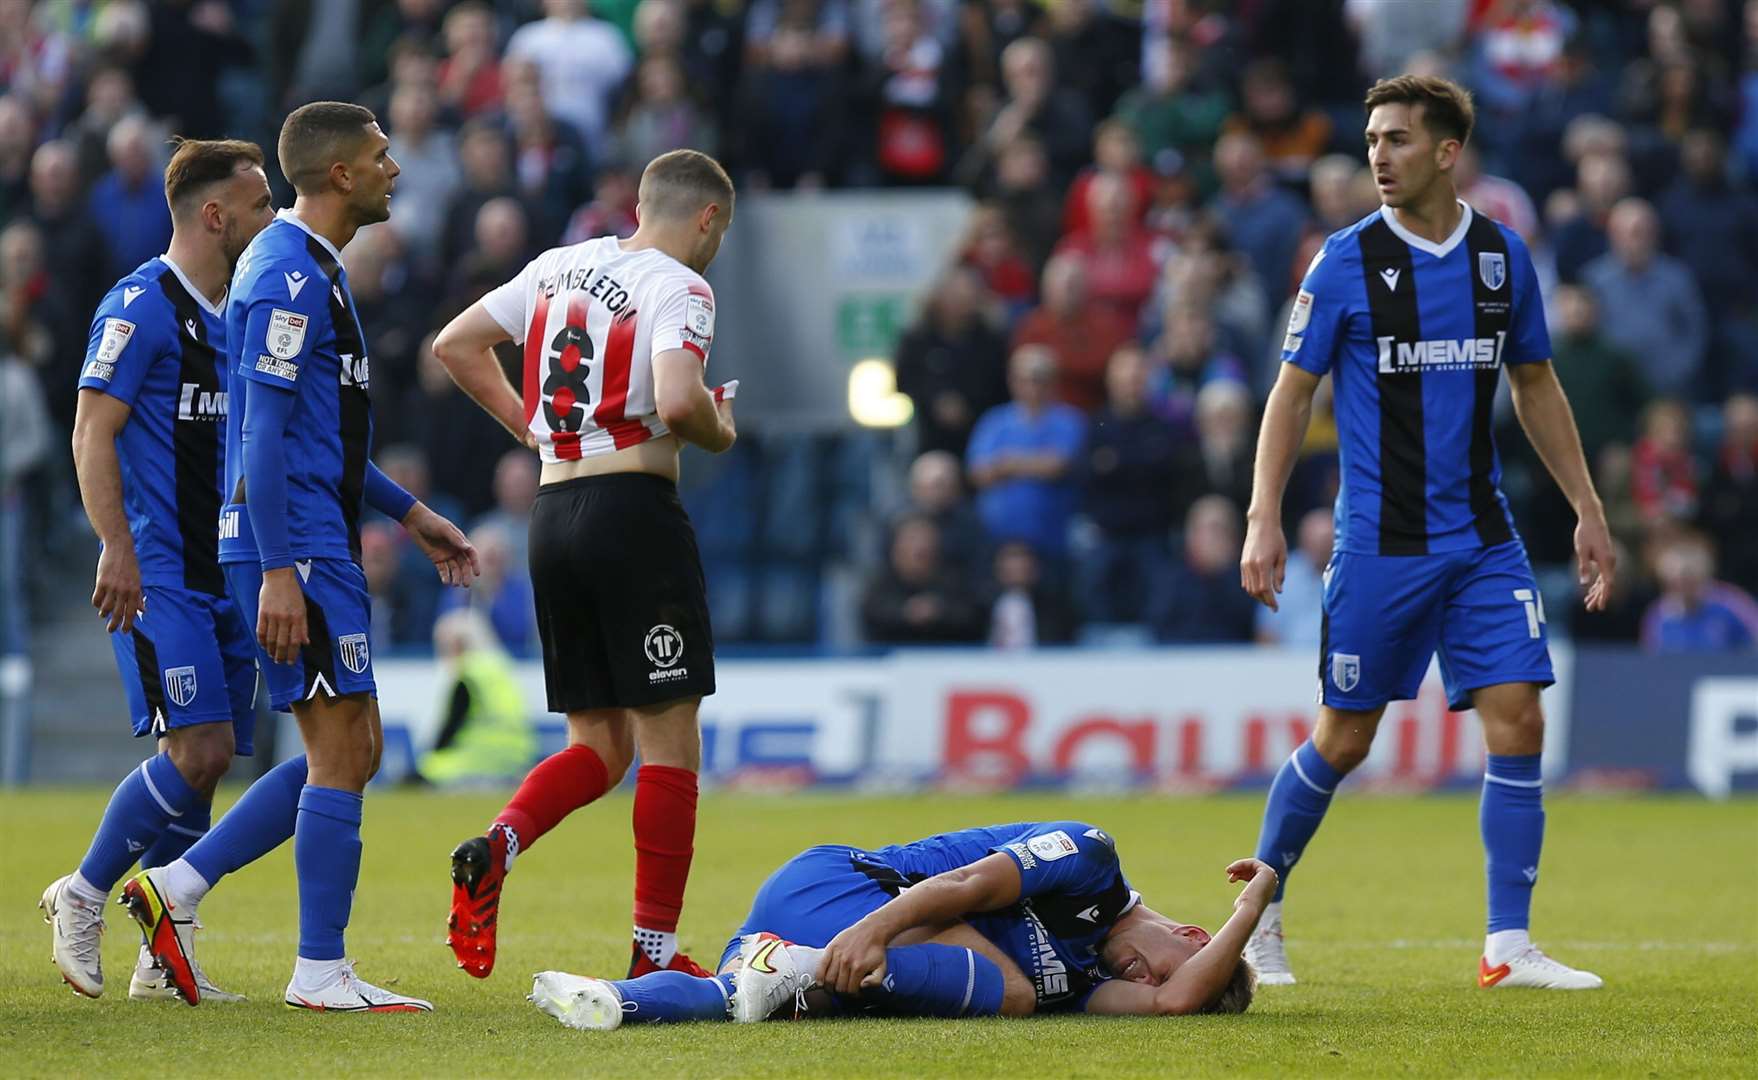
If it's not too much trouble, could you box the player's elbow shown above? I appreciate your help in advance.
[654,389,697,432]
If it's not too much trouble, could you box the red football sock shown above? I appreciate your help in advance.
[631,764,698,933]
[492,745,610,851]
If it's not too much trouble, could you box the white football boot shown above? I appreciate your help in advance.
[284,961,434,1013]
[1245,905,1296,986]
[733,933,815,1022]
[530,972,629,1031]
[40,875,106,997]
[1478,945,1603,990]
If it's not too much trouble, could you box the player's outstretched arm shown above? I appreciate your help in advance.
[432,302,538,451]
[71,388,142,632]
[1506,361,1616,610]
[1241,365,1322,610]
[1085,858,1277,1017]
[653,348,736,453]
[818,853,1023,996]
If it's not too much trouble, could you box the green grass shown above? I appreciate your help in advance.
[3,789,1755,1077]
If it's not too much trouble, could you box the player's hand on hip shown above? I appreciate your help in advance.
[92,543,144,634]
[403,503,481,587]
[1574,512,1616,612]
[821,920,890,996]
[1239,518,1287,610]
[258,567,308,665]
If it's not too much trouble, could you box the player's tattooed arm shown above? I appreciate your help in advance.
[1506,361,1616,610]
[1241,364,1322,610]
[818,853,1023,996]
[433,303,539,452]
[71,389,143,632]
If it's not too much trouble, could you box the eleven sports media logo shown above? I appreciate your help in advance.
[645,624,688,683]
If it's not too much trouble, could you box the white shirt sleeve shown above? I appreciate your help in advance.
[648,278,715,363]
[480,256,541,343]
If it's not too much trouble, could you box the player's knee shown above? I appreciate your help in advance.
[167,727,236,791]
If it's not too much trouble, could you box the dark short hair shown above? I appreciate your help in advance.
[278,101,377,195]
[638,148,734,221]
[1364,74,1475,145]
[163,138,264,214]
[1200,957,1257,1015]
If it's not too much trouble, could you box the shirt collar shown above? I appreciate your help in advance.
[275,208,345,266]
[1378,199,1473,258]
[156,253,226,318]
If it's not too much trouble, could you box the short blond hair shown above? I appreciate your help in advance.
[1200,957,1257,1014]
[638,148,734,221]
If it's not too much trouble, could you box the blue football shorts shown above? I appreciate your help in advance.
[717,845,895,971]
[109,585,258,754]
[1319,540,1555,712]
[224,557,376,712]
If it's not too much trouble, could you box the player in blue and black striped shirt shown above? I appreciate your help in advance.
[42,139,273,1004]
[1239,76,1616,991]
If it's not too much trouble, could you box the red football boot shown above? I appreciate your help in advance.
[627,939,713,979]
[447,825,512,978]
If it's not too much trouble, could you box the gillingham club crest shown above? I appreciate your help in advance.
[1331,653,1361,693]
[338,633,370,675]
[163,666,198,709]
[1478,251,1506,291]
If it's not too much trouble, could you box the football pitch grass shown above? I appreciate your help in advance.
[2,789,1754,1077]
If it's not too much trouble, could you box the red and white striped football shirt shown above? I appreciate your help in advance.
[481,236,715,463]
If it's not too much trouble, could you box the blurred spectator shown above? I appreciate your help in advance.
[894,265,1009,457]
[410,332,521,518]
[347,225,434,395]
[1151,232,1268,381]
[449,197,533,309]
[861,515,986,643]
[475,448,540,572]
[442,121,522,268]
[1113,37,1228,170]
[417,609,536,787]
[1630,399,1699,526]
[989,137,1062,272]
[0,341,50,655]
[0,2,74,120]
[563,161,640,243]
[1551,149,1629,283]
[1697,393,1758,595]
[1062,120,1153,236]
[1221,59,1331,181]
[1146,493,1256,643]
[1658,129,1758,393]
[439,522,538,657]
[0,221,73,422]
[360,520,432,650]
[615,55,718,172]
[0,94,33,223]
[437,1,505,119]
[1146,303,1248,434]
[27,141,108,328]
[358,35,439,123]
[1041,0,1137,122]
[1640,529,1758,653]
[271,0,376,108]
[958,200,1038,316]
[1511,36,1617,203]
[1255,507,1332,647]
[987,540,1079,647]
[1011,254,1134,412]
[1307,153,1369,236]
[1583,198,1707,399]
[135,0,252,139]
[854,0,959,186]
[891,450,988,576]
[385,82,461,269]
[1192,379,1255,514]
[501,65,594,239]
[505,0,634,156]
[88,115,171,281]
[960,37,1091,191]
[1052,172,1158,324]
[1343,0,1468,81]
[735,3,846,189]
[1546,285,1650,461]
[1078,344,1182,623]
[1212,132,1306,304]
[1465,0,1575,130]
[966,345,1086,557]
[667,0,744,131]
[377,442,464,527]
[1456,145,1538,245]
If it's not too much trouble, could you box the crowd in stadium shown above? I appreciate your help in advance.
[2,0,1756,658]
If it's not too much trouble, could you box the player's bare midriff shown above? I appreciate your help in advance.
[539,434,682,486]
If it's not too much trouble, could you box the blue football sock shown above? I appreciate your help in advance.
[294,785,363,961]
[139,798,210,870]
[1254,739,1345,902]
[1481,753,1544,933]
[184,755,307,888]
[76,753,201,891]
[859,944,1004,1018]
[611,970,736,1023]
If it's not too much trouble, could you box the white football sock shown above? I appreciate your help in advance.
[292,956,345,989]
[1485,929,1531,966]
[65,871,108,906]
[634,927,676,967]
[161,858,212,910]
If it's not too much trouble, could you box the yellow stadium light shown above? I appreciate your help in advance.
[847,358,914,428]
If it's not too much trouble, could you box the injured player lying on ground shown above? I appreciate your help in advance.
[529,820,1270,1028]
